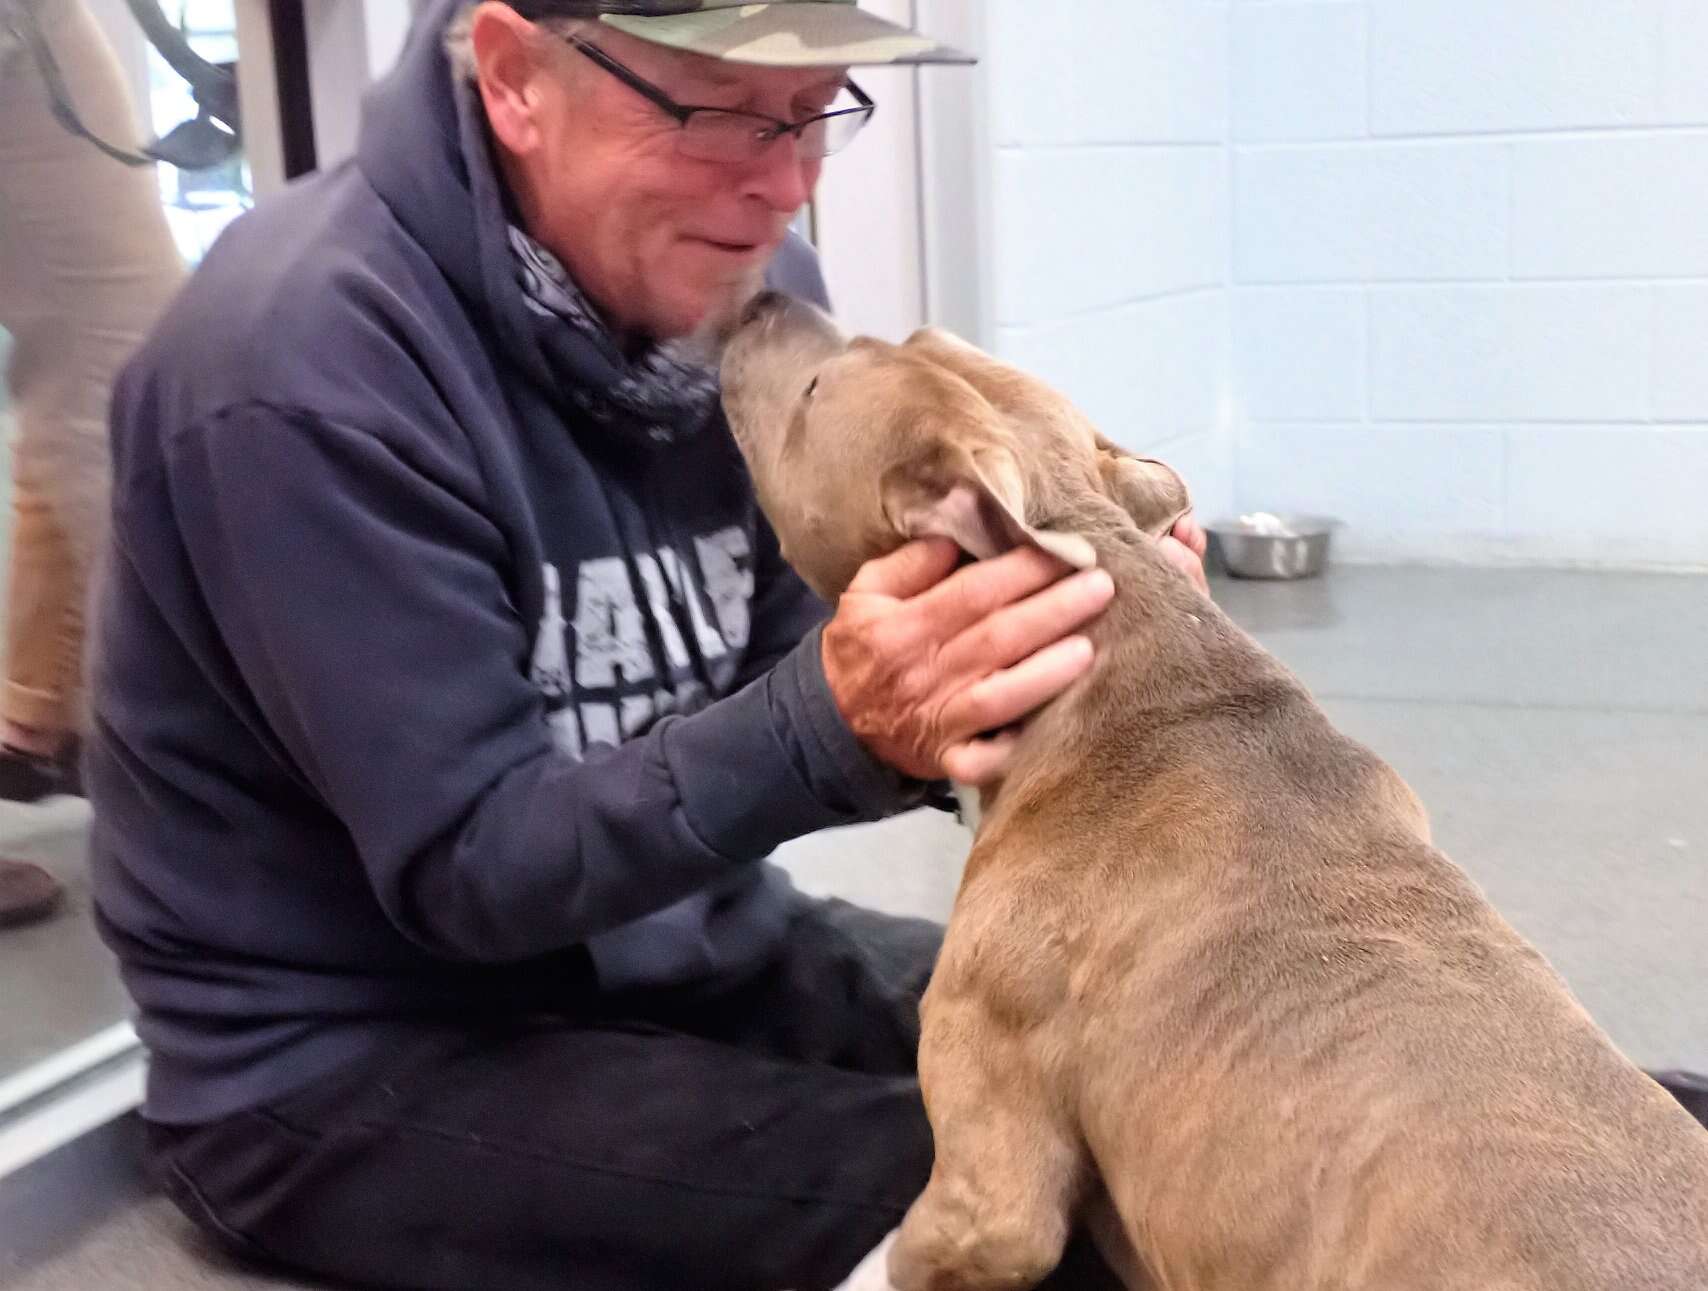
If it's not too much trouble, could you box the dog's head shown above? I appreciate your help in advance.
[719,291,1189,602]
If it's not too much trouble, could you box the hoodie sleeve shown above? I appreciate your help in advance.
[734,521,962,820]
[766,228,831,310]
[159,405,919,963]
[733,512,829,688]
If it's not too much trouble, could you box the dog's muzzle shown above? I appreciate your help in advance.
[739,289,791,329]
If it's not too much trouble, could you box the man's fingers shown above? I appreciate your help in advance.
[941,729,1021,786]
[1158,535,1209,594]
[846,537,963,599]
[828,541,1120,784]
[939,634,1095,743]
[1171,511,1208,560]
[913,545,1075,637]
[941,567,1113,675]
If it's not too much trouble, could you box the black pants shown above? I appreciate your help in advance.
[147,897,1121,1291]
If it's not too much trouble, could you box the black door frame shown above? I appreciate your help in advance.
[266,0,316,177]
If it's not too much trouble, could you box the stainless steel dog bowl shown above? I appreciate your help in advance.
[1207,513,1339,580]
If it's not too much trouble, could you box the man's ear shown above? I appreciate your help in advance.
[1094,434,1191,537]
[881,444,1098,569]
[470,2,547,156]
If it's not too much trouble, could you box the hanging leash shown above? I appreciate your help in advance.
[4,0,241,169]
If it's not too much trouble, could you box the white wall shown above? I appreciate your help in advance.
[305,0,414,172]
[908,0,1708,567]
[812,0,928,341]
[975,0,1236,522]
[1230,0,1708,567]
[812,1,988,344]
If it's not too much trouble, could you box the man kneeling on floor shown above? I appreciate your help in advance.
[89,1,1211,1287]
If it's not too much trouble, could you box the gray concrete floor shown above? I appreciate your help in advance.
[0,797,122,1086]
[1213,566,1708,1076]
[2,563,1704,1289]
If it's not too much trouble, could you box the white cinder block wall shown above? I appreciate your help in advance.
[1231,0,1708,567]
[965,0,1708,566]
[980,0,1236,522]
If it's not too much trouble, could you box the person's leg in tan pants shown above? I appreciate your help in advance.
[0,0,182,919]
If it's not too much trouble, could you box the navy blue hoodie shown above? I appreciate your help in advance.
[89,0,921,1125]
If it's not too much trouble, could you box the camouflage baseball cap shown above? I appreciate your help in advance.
[507,1,974,67]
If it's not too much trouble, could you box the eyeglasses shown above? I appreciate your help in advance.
[563,34,876,164]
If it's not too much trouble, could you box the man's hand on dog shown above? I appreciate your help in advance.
[822,517,1209,785]
[1164,512,1210,589]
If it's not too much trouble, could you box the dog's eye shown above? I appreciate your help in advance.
[803,377,819,401]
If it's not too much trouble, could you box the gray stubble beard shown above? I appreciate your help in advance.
[678,263,769,365]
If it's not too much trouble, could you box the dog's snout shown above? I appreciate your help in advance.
[740,290,789,329]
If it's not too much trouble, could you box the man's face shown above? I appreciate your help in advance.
[496,22,843,343]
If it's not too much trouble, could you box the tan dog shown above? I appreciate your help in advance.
[719,292,1708,1291]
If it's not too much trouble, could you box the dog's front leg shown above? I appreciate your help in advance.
[888,995,1085,1291]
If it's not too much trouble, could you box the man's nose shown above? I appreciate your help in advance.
[739,135,817,213]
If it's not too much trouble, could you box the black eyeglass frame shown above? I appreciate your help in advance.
[563,33,876,160]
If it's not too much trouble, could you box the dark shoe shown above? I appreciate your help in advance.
[0,737,82,803]
[0,858,64,928]
[1650,1069,1708,1129]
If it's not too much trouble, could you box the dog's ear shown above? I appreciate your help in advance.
[881,445,1098,569]
[1095,437,1192,538]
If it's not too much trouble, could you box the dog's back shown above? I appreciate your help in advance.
[982,532,1708,1290]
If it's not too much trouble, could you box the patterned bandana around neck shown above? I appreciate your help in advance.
[508,225,722,436]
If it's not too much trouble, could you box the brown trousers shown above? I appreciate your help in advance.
[0,0,182,734]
